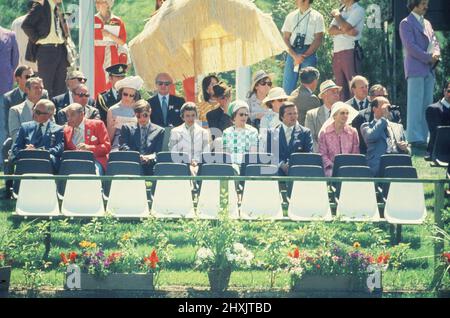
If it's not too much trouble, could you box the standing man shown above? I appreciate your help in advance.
[266,102,313,175]
[64,103,111,175]
[399,0,441,148]
[281,0,324,95]
[22,0,70,98]
[95,63,127,123]
[288,66,321,126]
[329,0,365,101]
[119,100,165,175]
[148,73,185,128]
[11,99,64,172]
[305,80,341,152]
[346,75,370,111]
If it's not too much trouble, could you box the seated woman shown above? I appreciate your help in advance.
[318,102,359,176]
[197,75,220,128]
[246,70,273,129]
[260,87,289,130]
[222,101,259,167]
[169,102,210,175]
[107,76,142,150]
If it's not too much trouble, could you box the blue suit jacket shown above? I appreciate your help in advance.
[361,118,409,176]
[11,120,64,170]
[119,123,165,155]
[266,123,313,166]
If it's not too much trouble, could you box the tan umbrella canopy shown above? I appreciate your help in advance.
[129,0,287,90]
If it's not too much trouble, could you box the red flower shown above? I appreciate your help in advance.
[368,256,375,264]
[316,264,321,269]
[288,247,300,259]
[443,252,450,264]
[0,253,5,261]
[69,252,77,263]
[144,249,159,269]
[377,253,390,264]
[108,252,122,263]
[60,252,68,265]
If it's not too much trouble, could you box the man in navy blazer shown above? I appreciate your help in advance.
[361,97,411,176]
[11,99,64,172]
[51,70,94,113]
[266,102,313,175]
[119,100,165,175]
[148,73,185,127]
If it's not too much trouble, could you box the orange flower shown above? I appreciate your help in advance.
[60,252,68,265]
[108,252,122,263]
[144,249,159,269]
[377,253,390,264]
[353,242,361,249]
[69,252,77,263]
[288,247,300,259]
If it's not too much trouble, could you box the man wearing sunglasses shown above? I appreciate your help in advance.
[119,100,165,175]
[425,79,450,160]
[11,99,64,172]
[56,84,100,125]
[63,103,111,175]
[148,73,185,128]
[51,70,94,113]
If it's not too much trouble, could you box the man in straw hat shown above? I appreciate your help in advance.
[305,79,341,152]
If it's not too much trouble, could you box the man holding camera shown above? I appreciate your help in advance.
[361,97,411,176]
[281,0,324,95]
[399,0,441,148]
[329,0,365,102]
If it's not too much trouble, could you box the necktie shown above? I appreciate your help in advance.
[385,125,397,154]
[140,126,148,152]
[72,127,82,146]
[34,123,44,146]
[359,101,364,110]
[161,96,168,126]
[189,126,195,159]
[285,127,292,145]
[419,16,424,27]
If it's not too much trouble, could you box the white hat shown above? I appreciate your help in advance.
[114,76,144,91]
[262,87,289,108]
[319,101,359,134]
[318,80,342,98]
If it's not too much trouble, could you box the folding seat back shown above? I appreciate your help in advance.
[289,153,323,168]
[240,152,273,176]
[104,161,142,197]
[61,151,95,162]
[381,166,418,199]
[287,165,332,221]
[57,159,96,197]
[240,164,283,220]
[106,175,149,218]
[156,151,190,164]
[383,166,426,224]
[332,154,367,177]
[13,159,53,196]
[201,152,232,164]
[151,163,195,218]
[336,166,380,222]
[17,149,51,161]
[108,151,141,163]
[61,174,105,217]
[197,164,239,219]
[15,173,60,217]
[431,126,450,163]
[378,154,412,177]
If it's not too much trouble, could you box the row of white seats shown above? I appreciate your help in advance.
[14,174,427,224]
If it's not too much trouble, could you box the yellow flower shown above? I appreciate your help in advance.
[80,241,97,249]
[90,242,97,249]
[353,242,361,249]
[121,233,132,242]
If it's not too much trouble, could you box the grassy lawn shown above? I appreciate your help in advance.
[0,150,449,297]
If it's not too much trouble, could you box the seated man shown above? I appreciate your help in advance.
[168,102,210,174]
[346,75,370,111]
[425,79,450,160]
[11,99,64,172]
[56,84,100,125]
[63,103,111,175]
[119,100,165,175]
[51,70,94,113]
[266,102,313,175]
[361,97,411,176]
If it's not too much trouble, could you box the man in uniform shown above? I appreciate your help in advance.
[95,63,127,123]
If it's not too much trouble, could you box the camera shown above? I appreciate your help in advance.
[293,33,306,51]
[388,104,400,111]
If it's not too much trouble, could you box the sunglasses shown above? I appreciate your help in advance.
[238,113,249,117]
[157,81,172,86]
[70,77,87,83]
[136,113,150,119]
[276,99,287,102]
[34,110,50,115]
[75,92,90,98]
[259,81,272,87]
[122,92,136,98]
[25,74,37,79]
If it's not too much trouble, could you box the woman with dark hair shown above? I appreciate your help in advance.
[107,76,143,149]
[246,70,272,128]
[198,74,220,128]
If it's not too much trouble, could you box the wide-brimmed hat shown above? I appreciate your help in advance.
[227,100,250,117]
[318,80,342,98]
[262,87,289,108]
[251,70,273,92]
[114,76,144,91]
[319,101,359,134]
[212,82,232,99]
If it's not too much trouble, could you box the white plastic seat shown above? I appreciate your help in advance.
[384,183,427,224]
[288,181,332,221]
[240,180,283,220]
[106,175,150,218]
[15,173,60,217]
[336,181,380,222]
[197,180,239,219]
[61,174,105,217]
[151,180,195,218]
